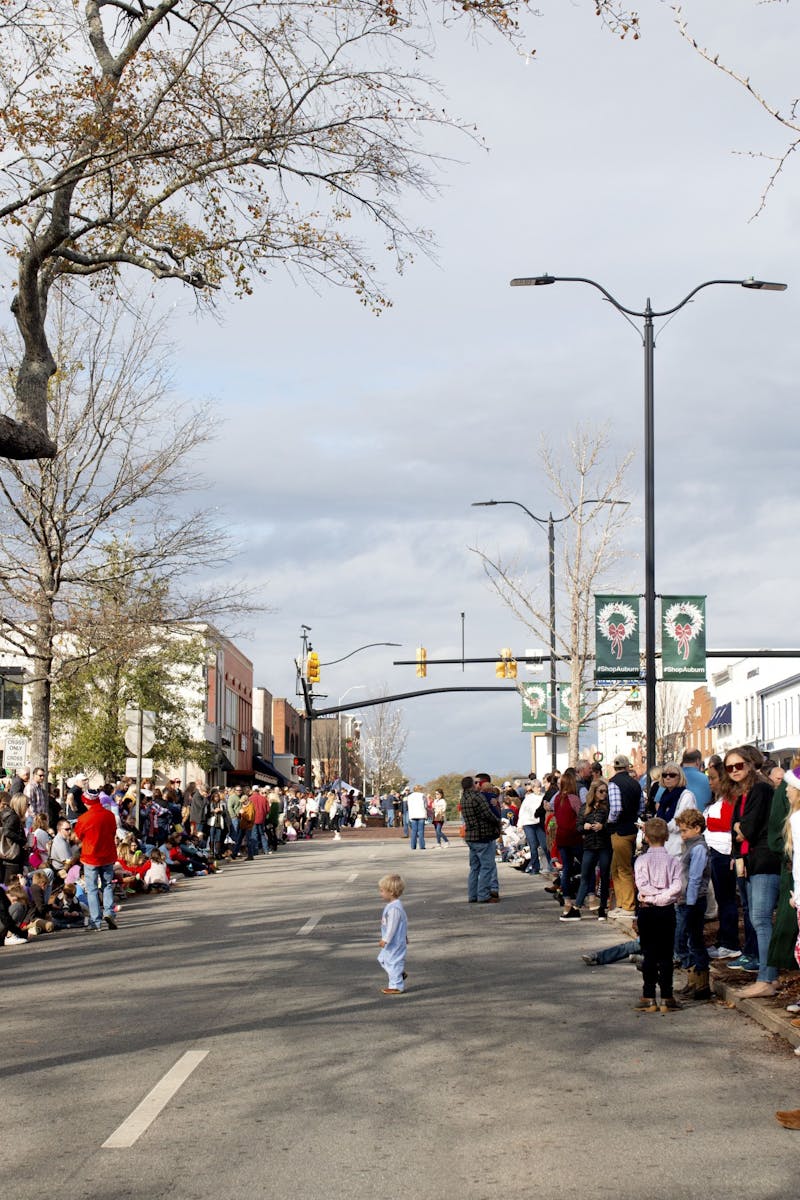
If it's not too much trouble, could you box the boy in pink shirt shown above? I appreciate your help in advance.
[633,817,683,1012]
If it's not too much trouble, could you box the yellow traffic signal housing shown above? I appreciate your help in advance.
[306,651,321,683]
[415,646,427,678]
[496,648,517,678]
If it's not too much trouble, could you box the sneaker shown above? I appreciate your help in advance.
[596,908,608,922]
[708,946,741,960]
[629,953,644,967]
[544,883,560,894]
[786,1003,800,1014]
[559,907,581,922]
[4,933,28,946]
[104,915,118,930]
[581,953,598,966]
[727,954,758,971]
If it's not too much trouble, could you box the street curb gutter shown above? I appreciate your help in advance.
[711,973,800,1051]
[608,912,800,1051]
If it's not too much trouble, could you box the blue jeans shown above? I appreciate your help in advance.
[682,897,709,970]
[467,840,497,901]
[433,821,449,845]
[736,873,759,959]
[409,818,426,849]
[84,863,115,929]
[674,902,690,967]
[595,938,640,965]
[575,845,611,909]
[746,873,780,982]
[522,824,551,873]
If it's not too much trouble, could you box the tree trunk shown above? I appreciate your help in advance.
[29,602,54,774]
[4,258,58,459]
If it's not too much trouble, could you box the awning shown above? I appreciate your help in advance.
[253,755,288,786]
[213,750,235,771]
[706,702,732,729]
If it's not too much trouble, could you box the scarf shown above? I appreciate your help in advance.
[657,786,683,826]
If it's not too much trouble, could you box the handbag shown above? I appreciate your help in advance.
[0,832,17,859]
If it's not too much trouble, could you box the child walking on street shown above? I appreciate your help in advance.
[377,873,408,995]
[633,817,683,1013]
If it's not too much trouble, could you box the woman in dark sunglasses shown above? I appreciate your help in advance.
[654,763,697,857]
[728,746,782,997]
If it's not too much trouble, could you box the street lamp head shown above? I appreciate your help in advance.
[741,277,788,291]
[510,275,555,287]
[471,500,498,506]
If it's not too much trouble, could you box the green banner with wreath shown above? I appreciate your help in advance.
[661,595,706,681]
[595,594,640,681]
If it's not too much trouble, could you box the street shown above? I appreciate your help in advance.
[3,838,798,1200]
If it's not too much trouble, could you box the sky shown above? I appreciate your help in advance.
[163,0,800,780]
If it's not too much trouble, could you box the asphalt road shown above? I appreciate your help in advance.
[3,839,798,1200]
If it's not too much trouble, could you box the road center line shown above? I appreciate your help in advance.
[298,913,324,935]
[102,1050,208,1149]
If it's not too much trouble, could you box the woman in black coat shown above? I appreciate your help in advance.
[729,746,782,998]
[0,793,27,884]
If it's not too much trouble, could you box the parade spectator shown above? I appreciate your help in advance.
[460,776,502,904]
[680,749,712,812]
[406,785,427,850]
[553,769,582,905]
[634,817,683,1012]
[74,791,119,931]
[654,763,697,857]
[517,783,551,876]
[0,793,27,883]
[561,778,612,922]
[705,760,742,960]
[607,754,643,915]
[729,746,782,997]
[432,789,449,847]
[675,809,711,1002]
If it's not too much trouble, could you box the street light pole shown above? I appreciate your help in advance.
[511,274,787,772]
[473,496,627,772]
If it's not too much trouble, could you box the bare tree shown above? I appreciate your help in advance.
[362,690,408,796]
[657,681,691,764]
[472,425,634,764]
[0,292,254,772]
[0,0,543,460]
[674,7,798,217]
[312,718,341,786]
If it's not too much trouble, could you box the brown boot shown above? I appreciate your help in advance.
[691,969,712,1001]
[775,1109,800,1130]
[677,968,697,998]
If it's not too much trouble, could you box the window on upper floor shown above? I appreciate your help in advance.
[0,672,22,720]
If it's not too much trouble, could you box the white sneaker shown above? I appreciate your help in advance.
[333,832,341,841]
[708,946,741,960]
[4,934,28,946]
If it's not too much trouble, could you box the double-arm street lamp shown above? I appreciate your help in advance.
[472,497,628,772]
[511,274,787,771]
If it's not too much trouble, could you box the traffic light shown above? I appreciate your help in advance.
[306,651,320,684]
[293,755,305,779]
[496,648,517,678]
[415,646,427,678]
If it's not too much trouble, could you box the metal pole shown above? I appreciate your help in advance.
[548,514,557,772]
[644,302,657,775]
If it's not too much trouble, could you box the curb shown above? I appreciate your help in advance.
[606,912,800,1051]
[710,972,800,1051]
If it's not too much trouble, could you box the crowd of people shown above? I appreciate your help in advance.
[458,747,800,1013]
[0,769,375,946]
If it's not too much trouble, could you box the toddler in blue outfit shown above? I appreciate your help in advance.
[378,873,408,995]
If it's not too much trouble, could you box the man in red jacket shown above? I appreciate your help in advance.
[74,792,119,931]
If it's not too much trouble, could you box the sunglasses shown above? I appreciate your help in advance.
[726,761,747,773]
[662,771,679,779]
